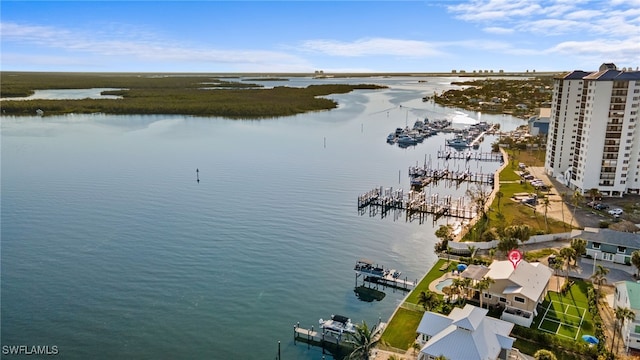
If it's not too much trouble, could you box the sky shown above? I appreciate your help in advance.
[1,0,639,73]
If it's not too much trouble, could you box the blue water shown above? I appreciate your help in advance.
[1,77,524,359]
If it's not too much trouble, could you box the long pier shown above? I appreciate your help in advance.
[408,165,494,189]
[357,187,477,221]
[437,149,503,162]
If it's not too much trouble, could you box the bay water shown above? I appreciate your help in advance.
[1,77,525,359]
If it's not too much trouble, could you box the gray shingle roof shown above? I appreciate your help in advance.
[575,228,640,248]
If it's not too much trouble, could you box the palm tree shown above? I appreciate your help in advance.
[571,190,583,229]
[412,341,421,356]
[551,256,564,292]
[417,290,441,311]
[446,285,461,305]
[560,192,567,230]
[541,197,551,233]
[434,355,448,360]
[504,224,532,253]
[467,245,477,260]
[452,278,471,305]
[534,349,557,360]
[587,188,600,204]
[474,277,495,309]
[590,265,609,301]
[346,321,381,360]
[496,191,504,214]
[612,306,636,352]
[631,250,640,278]
[570,238,587,262]
[488,248,496,262]
[466,184,491,221]
[435,225,454,254]
[559,247,576,279]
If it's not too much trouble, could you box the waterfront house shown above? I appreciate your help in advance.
[461,260,553,327]
[613,281,640,352]
[416,304,515,360]
[579,228,640,265]
[527,107,550,136]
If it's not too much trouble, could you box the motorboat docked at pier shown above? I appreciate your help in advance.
[319,314,356,337]
[354,259,401,279]
[446,134,470,148]
[354,259,386,277]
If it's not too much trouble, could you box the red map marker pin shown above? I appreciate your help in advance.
[508,249,523,269]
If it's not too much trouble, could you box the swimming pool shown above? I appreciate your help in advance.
[435,278,454,291]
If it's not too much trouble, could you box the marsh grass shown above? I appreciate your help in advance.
[0,72,385,118]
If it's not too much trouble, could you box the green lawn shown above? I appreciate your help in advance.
[532,281,593,340]
[380,259,457,351]
[463,149,573,241]
[405,259,456,305]
[379,308,423,350]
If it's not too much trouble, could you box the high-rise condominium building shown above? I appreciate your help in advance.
[545,63,640,196]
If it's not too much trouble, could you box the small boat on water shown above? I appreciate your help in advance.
[446,134,470,148]
[319,314,356,337]
[397,134,418,146]
[354,259,386,277]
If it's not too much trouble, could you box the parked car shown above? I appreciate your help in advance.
[608,208,623,216]
[594,203,609,210]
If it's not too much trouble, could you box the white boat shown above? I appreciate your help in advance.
[446,134,470,148]
[319,315,356,337]
[397,134,417,146]
[354,259,386,277]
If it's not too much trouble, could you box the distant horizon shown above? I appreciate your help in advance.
[0,70,567,75]
[2,1,638,73]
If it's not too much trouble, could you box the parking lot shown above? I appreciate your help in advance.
[525,167,640,228]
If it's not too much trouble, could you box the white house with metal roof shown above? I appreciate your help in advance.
[613,281,640,352]
[416,304,515,360]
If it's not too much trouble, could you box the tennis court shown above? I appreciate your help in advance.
[537,300,587,339]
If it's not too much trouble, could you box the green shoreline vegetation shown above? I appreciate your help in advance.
[0,72,385,118]
[432,76,555,119]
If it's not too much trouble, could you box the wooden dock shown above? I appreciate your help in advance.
[437,149,503,162]
[293,321,386,357]
[408,165,494,189]
[354,259,417,291]
[357,187,478,221]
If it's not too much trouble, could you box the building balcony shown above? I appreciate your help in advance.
[501,306,533,327]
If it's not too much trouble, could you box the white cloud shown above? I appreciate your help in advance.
[564,9,602,20]
[0,22,312,71]
[447,0,543,22]
[546,39,640,63]
[445,0,640,67]
[483,26,515,34]
[299,38,444,57]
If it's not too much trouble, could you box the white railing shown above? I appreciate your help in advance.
[448,230,578,252]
